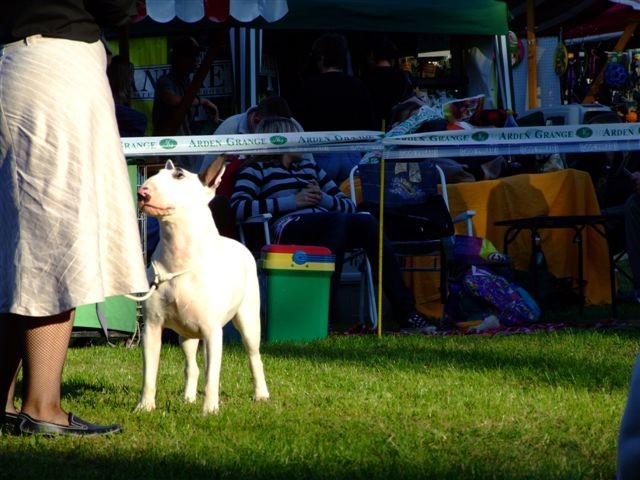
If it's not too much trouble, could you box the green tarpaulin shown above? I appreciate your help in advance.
[261,0,508,35]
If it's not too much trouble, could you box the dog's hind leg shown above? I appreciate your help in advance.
[135,322,163,412]
[202,327,223,414]
[180,337,200,404]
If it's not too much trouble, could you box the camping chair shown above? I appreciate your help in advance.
[349,160,476,306]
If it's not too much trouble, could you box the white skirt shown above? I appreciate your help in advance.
[0,36,148,316]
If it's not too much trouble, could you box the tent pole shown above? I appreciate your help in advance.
[377,154,385,338]
[526,0,538,110]
[494,35,514,112]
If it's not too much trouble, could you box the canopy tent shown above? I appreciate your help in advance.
[134,0,509,35]
[120,0,513,127]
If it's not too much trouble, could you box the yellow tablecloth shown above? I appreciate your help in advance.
[343,168,612,319]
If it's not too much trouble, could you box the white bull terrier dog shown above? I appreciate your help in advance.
[135,156,269,414]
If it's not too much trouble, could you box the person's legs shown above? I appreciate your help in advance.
[345,213,417,320]
[1,311,73,425]
[277,213,349,321]
[4,309,123,435]
[0,316,22,417]
[19,310,75,426]
[625,194,640,295]
[278,212,424,326]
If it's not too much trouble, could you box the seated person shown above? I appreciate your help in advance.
[230,116,434,332]
[360,97,476,184]
[200,96,304,239]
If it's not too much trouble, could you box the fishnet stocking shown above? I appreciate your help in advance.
[20,311,74,425]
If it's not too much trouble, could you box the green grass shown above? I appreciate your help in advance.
[1,329,639,479]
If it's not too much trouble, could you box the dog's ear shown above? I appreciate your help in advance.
[199,155,227,192]
[165,159,175,170]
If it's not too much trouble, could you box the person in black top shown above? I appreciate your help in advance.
[0,0,149,436]
[363,35,414,132]
[152,35,218,172]
[0,1,132,44]
[293,32,375,185]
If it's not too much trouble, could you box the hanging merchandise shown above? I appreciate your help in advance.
[604,51,629,89]
[604,63,629,89]
[587,48,600,81]
[577,46,588,90]
[564,51,577,102]
[628,48,640,88]
[508,31,524,67]
[554,41,568,76]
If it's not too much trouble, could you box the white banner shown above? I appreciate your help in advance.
[122,124,640,161]
[122,131,383,158]
[383,123,640,159]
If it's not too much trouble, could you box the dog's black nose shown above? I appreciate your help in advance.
[137,192,147,201]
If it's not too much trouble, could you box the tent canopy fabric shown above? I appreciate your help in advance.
[266,0,508,35]
[136,0,509,35]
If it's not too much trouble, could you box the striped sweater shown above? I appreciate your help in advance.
[231,157,356,223]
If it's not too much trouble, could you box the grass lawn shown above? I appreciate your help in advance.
[2,325,640,479]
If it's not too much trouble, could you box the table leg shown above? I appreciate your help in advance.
[573,228,584,316]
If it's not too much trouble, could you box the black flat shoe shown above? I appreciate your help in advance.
[15,412,122,437]
[1,411,19,431]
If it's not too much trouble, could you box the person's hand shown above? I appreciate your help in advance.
[632,171,640,195]
[200,99,219,122]
[295,180,322,208]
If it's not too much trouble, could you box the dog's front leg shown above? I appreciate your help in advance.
[180,337,200,403]
[135,322,163,412]
[202,327,223,414]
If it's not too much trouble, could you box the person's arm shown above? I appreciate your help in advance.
[157,85,216,111]
[315,164,357,213]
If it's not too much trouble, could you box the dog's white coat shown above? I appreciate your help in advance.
[135,158,269,414]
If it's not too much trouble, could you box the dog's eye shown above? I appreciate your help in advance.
[173,170,186,180]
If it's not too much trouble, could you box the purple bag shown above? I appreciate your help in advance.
[463,267,540,326]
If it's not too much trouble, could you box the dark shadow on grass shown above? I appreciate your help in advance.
[0,447,609,480]
[60,378,136,400]
[258,328,640,392]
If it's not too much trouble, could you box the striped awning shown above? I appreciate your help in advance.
[133,0,289,23]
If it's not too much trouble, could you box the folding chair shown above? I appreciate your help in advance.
[349,160,476,306]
